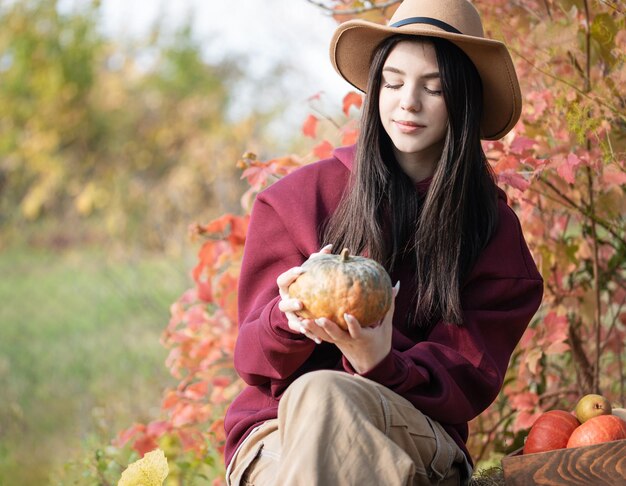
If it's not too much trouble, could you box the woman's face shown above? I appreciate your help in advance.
[378,41,448,176]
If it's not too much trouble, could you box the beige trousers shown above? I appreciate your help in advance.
[226,370,471,486]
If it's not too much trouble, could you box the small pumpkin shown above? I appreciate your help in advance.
[288,248,393,330]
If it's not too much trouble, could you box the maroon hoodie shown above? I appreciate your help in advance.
[224,145,543,466]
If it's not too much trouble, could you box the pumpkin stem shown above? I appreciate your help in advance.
[340,248,350,261]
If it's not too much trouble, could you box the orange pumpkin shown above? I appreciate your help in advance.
[288,248,393,330]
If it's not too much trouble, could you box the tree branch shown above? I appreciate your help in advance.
[474,409,516,463]
[586,165,603,395]
[568,318,595,395]
[542,0,553,20]
[598,0,624,14]
[305,0,401,15]
[617,346,626,405]
[538,388,579,405]
[581,0,604,395]
[533,175,626,248]
[309,105,342,130]
[508,46,626,123]
[600,291,626,355]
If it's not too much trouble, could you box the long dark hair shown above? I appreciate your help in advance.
[322,34,499,326]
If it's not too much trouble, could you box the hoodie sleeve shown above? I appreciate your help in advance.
[232,155,351,391]
[233,193,316,387]
[343,202,544,425]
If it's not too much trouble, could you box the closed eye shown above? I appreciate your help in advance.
[424,86,442,95]
[384,83,402,90]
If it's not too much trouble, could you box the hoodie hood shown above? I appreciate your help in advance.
[331,143,433,195]
[332,144,356,171]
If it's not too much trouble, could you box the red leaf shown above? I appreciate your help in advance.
[498,170,530,192]
[202,214,233,235]
[556,153,581,185]
[114,423,145,448]
[209,417,226,437]
[509,136,536,155]
[545,341,570,354]
[195,280,212,302]
[341,128,359,146]
[199,214,248,246]
[185,304,208,330]
[519,327,537,348]
[509,391,542,432]
[302,114,318,138]
[514,410,543,433]
[240,164,274,191]
[162,390,179,409]
[494,155,522,174]
[307,91,323,102]
[602,164,626,186]
[313,140,334,160]
[171,404,197,427]
[215,272,239,323]
[525,347,543,375]
[342,91,363,116]
[194,240,227,276]
[177,428,204,452]
[541,312,569,354]
[212,376,231,387]
[185,381,209,400]
[510,391,539,411]
[146,420,171,437]
[133,435,159,456]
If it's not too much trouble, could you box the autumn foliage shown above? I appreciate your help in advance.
[0,0,265,251]
[116,0,626,479]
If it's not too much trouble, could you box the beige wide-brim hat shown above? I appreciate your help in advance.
[330,0,521,140]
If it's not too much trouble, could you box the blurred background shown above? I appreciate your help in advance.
[0,0,349,483]
[2,0,625,484]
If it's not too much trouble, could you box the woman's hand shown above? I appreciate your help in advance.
[308,281,400,374]
[276,244,333,343]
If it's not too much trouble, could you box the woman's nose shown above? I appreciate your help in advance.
[400,90,421,112]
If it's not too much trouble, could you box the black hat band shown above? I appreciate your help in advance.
[391,17,462,34]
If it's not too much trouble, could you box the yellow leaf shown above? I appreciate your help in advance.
[118,449,169,486]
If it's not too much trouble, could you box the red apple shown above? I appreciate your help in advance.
[566,414,626,448]
[524,410,580,454]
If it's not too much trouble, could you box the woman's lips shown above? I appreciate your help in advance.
[394,120,425,133]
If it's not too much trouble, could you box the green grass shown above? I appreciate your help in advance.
[0,245,192,485]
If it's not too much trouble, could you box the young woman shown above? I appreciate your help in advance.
[224,0,543,484]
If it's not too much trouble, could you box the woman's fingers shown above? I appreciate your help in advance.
[319,243,333,254]
[309,244,333,259]
[277,266,305,288]
[344,313,363,339]
[278,298,302,313]
[277,245,332,296]
[299,319,322,344]
[315,317,349,341]
[286,314,323,345]
[277,266,306,298]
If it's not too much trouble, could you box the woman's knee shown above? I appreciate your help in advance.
[283,369,370,404]
[280,370,385,423]
[287,369,347,393]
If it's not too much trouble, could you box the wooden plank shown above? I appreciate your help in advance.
[501,439,626,485]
